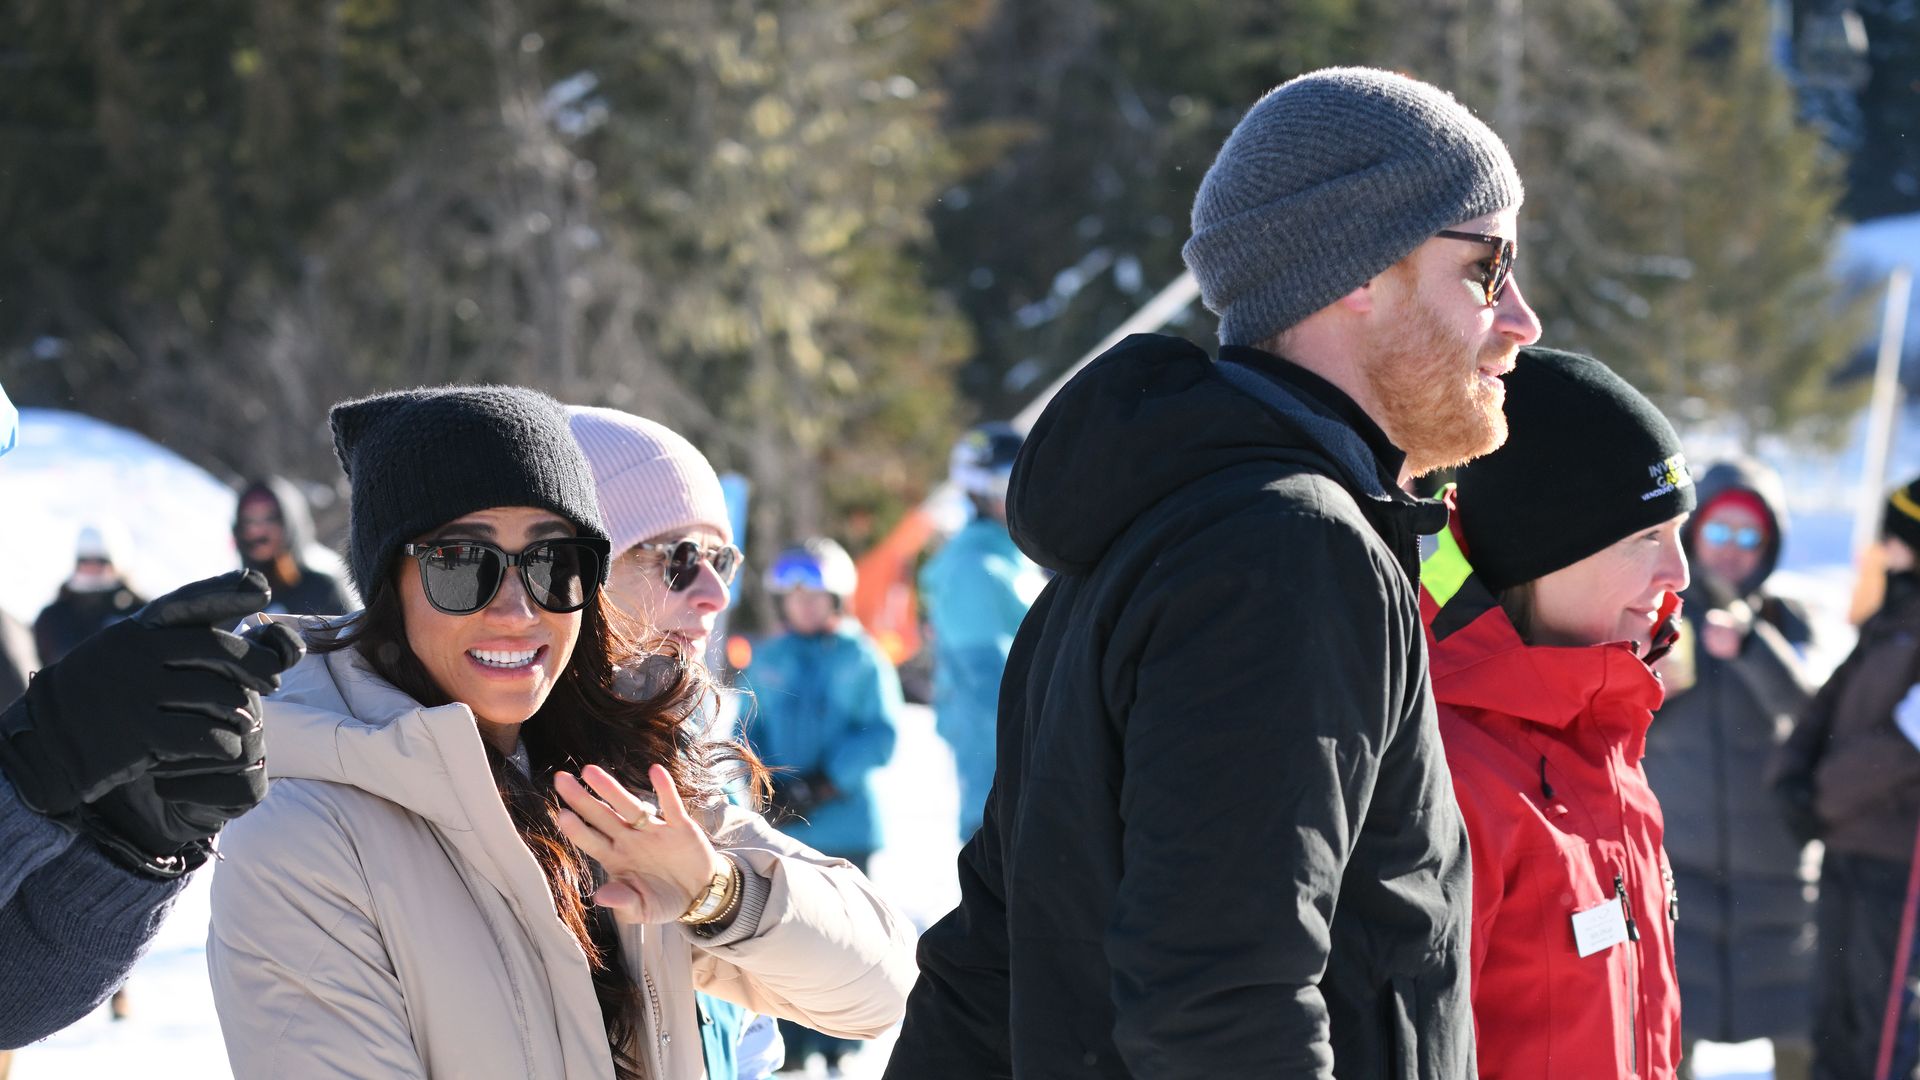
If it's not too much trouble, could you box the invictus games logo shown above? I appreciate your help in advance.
[1640,452,1693,502]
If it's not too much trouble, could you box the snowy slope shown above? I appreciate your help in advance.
[0,408,240,625]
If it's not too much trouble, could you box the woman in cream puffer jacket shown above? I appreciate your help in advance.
[206,386,915,1079]
[208,635,916,1079]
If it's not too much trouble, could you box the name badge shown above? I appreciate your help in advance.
[1571,899,1630,958]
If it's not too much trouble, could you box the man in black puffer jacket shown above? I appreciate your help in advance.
[886,67,1543,1079]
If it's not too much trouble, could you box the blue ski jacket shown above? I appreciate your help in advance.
[919,517,1043,836]
[743,622,901,858]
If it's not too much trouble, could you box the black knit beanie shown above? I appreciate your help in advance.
[329,385,609,601]
[1885,476,1920,552]
[1454,347,1696,592]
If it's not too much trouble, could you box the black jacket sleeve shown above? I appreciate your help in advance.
[1100,509,1411,1078]
[884,585,1057,1080]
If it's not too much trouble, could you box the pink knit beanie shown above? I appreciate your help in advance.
[567,406,732,556]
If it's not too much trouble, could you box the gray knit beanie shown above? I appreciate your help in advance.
[1184,67,1523,347]
[329,385,609,601]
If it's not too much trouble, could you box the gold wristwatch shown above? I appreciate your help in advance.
[678,860,742,926]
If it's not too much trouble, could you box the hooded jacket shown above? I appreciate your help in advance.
[1641,459,1814,1044]
[208,618,916,1079]
[885,335,1473,1079]
[1772,577,1920,864]
[1423,513,1682,1079]
[234,478,357,617]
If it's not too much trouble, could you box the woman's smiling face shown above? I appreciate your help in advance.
[399,506,582,749]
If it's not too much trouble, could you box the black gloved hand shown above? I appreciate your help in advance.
[0,570,305,821]
[77,685,272,877]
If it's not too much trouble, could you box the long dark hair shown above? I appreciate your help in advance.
[310,576,766,1079]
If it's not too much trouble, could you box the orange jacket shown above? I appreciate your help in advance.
[1423,518,1683,1079]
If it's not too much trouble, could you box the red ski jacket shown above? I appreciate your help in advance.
[1422,516,1682,1079]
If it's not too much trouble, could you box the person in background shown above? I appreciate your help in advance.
[1425,348,1690,1078]
[918,422,1045,840]
[34,524,145,664]
[570,404,784,1080]
[1642,458,1815,1080]
[233,478,357,617]
[746,538,902,1077]
[1772,475,1920,1080]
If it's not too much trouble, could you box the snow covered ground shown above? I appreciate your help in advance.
[0,409,241,625]
[3,404,1910,1078]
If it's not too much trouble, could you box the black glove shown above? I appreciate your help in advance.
[0,570,304,827]
[767,769,834,822]
[77,706,271,877]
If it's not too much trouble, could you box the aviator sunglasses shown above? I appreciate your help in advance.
[1435,229,1517,307]
[633,539,743,591]
[401,537,610,615]
[1699,521,1764,550]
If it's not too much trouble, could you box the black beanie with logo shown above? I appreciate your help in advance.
[1884,475,1920,553]
[1453,347,1696,592]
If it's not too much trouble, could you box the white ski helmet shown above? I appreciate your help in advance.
[764,537,858,599]
[949,422,1024,500]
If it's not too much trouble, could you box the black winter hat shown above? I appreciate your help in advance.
[1454,347,1695,592]
[1884,475,1920,553]
[329,386,609,600]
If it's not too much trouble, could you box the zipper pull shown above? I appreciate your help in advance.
[1615,872,1641,941]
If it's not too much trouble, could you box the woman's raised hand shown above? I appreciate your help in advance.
[554,763,731,925]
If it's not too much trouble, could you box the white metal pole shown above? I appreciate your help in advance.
[1854,264,1914,557]
[1010,270,1202,433]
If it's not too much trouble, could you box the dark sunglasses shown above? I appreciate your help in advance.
[1435,229,1517,307]
[633,539,743,591]
[401,537,610,615]
[1699,522,1764,550]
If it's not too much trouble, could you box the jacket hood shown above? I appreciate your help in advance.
[248,614,490,832]
[1007,334,1412,575]
[1684,458,1789,593]
[236,476,320,562]
[1421,513,1668,747]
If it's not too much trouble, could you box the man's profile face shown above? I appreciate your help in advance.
[1361,207,1541,477]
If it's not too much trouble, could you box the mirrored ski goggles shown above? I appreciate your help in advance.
[632,539,743,591]
[766,551,828,594]
[1699,522,1764,550]
[401,537,610,615]
[1435,229,1517,307]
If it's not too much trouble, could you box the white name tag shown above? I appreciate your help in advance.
[1571,899,1630,958]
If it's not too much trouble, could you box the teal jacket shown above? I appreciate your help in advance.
[743,622,901,856]
[918,518,1043,833]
